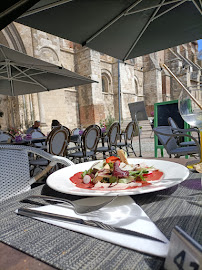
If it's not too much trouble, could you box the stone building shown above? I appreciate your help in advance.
[0,22,201,134]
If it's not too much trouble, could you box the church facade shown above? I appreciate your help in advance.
[0,22,201,134]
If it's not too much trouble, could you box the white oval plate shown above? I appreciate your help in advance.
[46,158,190,196]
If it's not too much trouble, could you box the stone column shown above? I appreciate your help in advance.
[112,60,119,121]
[31,29,61,127]
[143,52,163,113]
[75,47,105,127]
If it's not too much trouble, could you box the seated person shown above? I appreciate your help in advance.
[51,119,61,129]
[26,120,41,134]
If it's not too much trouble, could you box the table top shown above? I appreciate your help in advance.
[0,136,47,145]
[0,158,201,270]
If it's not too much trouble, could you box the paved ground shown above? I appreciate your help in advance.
[94,131,169,160]
[125,132,169,159]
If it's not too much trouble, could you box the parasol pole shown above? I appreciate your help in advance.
[162,63,202,110]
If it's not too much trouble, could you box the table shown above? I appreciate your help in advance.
[0,137,47,146]
[0,158,201,270]
[70,135,80,144]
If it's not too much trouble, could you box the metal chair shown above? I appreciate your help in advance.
[168,117,200,147]
[150,119,154,138]
[153,126,200,158]
[30,129,46,148]
[0,144,73,202]
[68,125,101,163]
[96,122,120,158]
[66,127,82,154]
[47,126,71,156]
[116,121,136,156]
[30,126,71,176]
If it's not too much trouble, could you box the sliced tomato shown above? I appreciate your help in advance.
[143,172,153,176]
[106,156,120,163]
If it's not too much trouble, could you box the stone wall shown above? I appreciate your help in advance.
[0,22,201,134]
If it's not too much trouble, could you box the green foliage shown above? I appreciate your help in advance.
[100,114,116,131]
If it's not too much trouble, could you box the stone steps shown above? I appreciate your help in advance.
[121,118,154,138]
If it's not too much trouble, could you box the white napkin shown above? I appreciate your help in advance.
[17,196,169,257]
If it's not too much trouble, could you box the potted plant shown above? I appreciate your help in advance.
[100,114,116,134]
[134,125,142,136]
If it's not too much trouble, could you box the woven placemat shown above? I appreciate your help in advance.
[0,177,201,270]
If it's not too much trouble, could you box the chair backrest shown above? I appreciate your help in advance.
[0,131,14,142]
[153,126,178,154]
[71,128,81,136]
[47,126,70,156]
[125,121,136,141]
[0,144,74,202]
[168,117,179,130]
[0,146,30,201]
[81,125,101,155]
[107,122,120,147]
[30,130,46,147]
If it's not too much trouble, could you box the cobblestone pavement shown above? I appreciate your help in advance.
[95,133,169,160]
[130,134,170,158]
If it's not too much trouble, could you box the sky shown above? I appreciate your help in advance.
[198,39,202,51]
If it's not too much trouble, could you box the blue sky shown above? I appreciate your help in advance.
[198,39,202,51]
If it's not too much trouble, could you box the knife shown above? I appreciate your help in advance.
[17,207,165,243]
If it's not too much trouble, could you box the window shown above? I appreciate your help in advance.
[134,77,138,95]
[101,72,111,93]
[102,76,108,92]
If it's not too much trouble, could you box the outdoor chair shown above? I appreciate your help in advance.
[0,144,73,202]
[66,127,82,154]
[168,116,200,147]
[68,125,101,163]
[96,122,120,159]
[116,121,136,156]
[153,126,200,158]
[30,129,46,148]
[30,126,71,176]
[150,119,154,138]
[0,131,14,142]
[71,128,81,136]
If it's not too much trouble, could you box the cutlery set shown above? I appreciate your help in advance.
[23,195,116,215]
[17,194,168,245]
[18,190,200,246]
[17,207,165,243]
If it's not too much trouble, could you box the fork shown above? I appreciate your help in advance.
[24,195,117,215]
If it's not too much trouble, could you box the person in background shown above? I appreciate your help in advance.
[51,119,61,129]
[26,120,41,134]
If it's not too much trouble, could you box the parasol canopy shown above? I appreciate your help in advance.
[16,0,202,61]
[0,44,96,96]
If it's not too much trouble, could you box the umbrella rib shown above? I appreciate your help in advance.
[0,0,37,18]
[126,0,181,15]
[11,63,48,90]
[153,0,190,21]
[191,0,202,14]
[11,66,47,79]
[0,63,7,72]
[124,0,166,61]
[83,0,143,46]
[5,60,15,96]
[14,70,47,79]
[0,75,48,86]
[19,0,73,18]
[11,66,32,79]
[9,61,91,81]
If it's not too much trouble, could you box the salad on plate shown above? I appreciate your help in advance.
[70,150,164,191]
